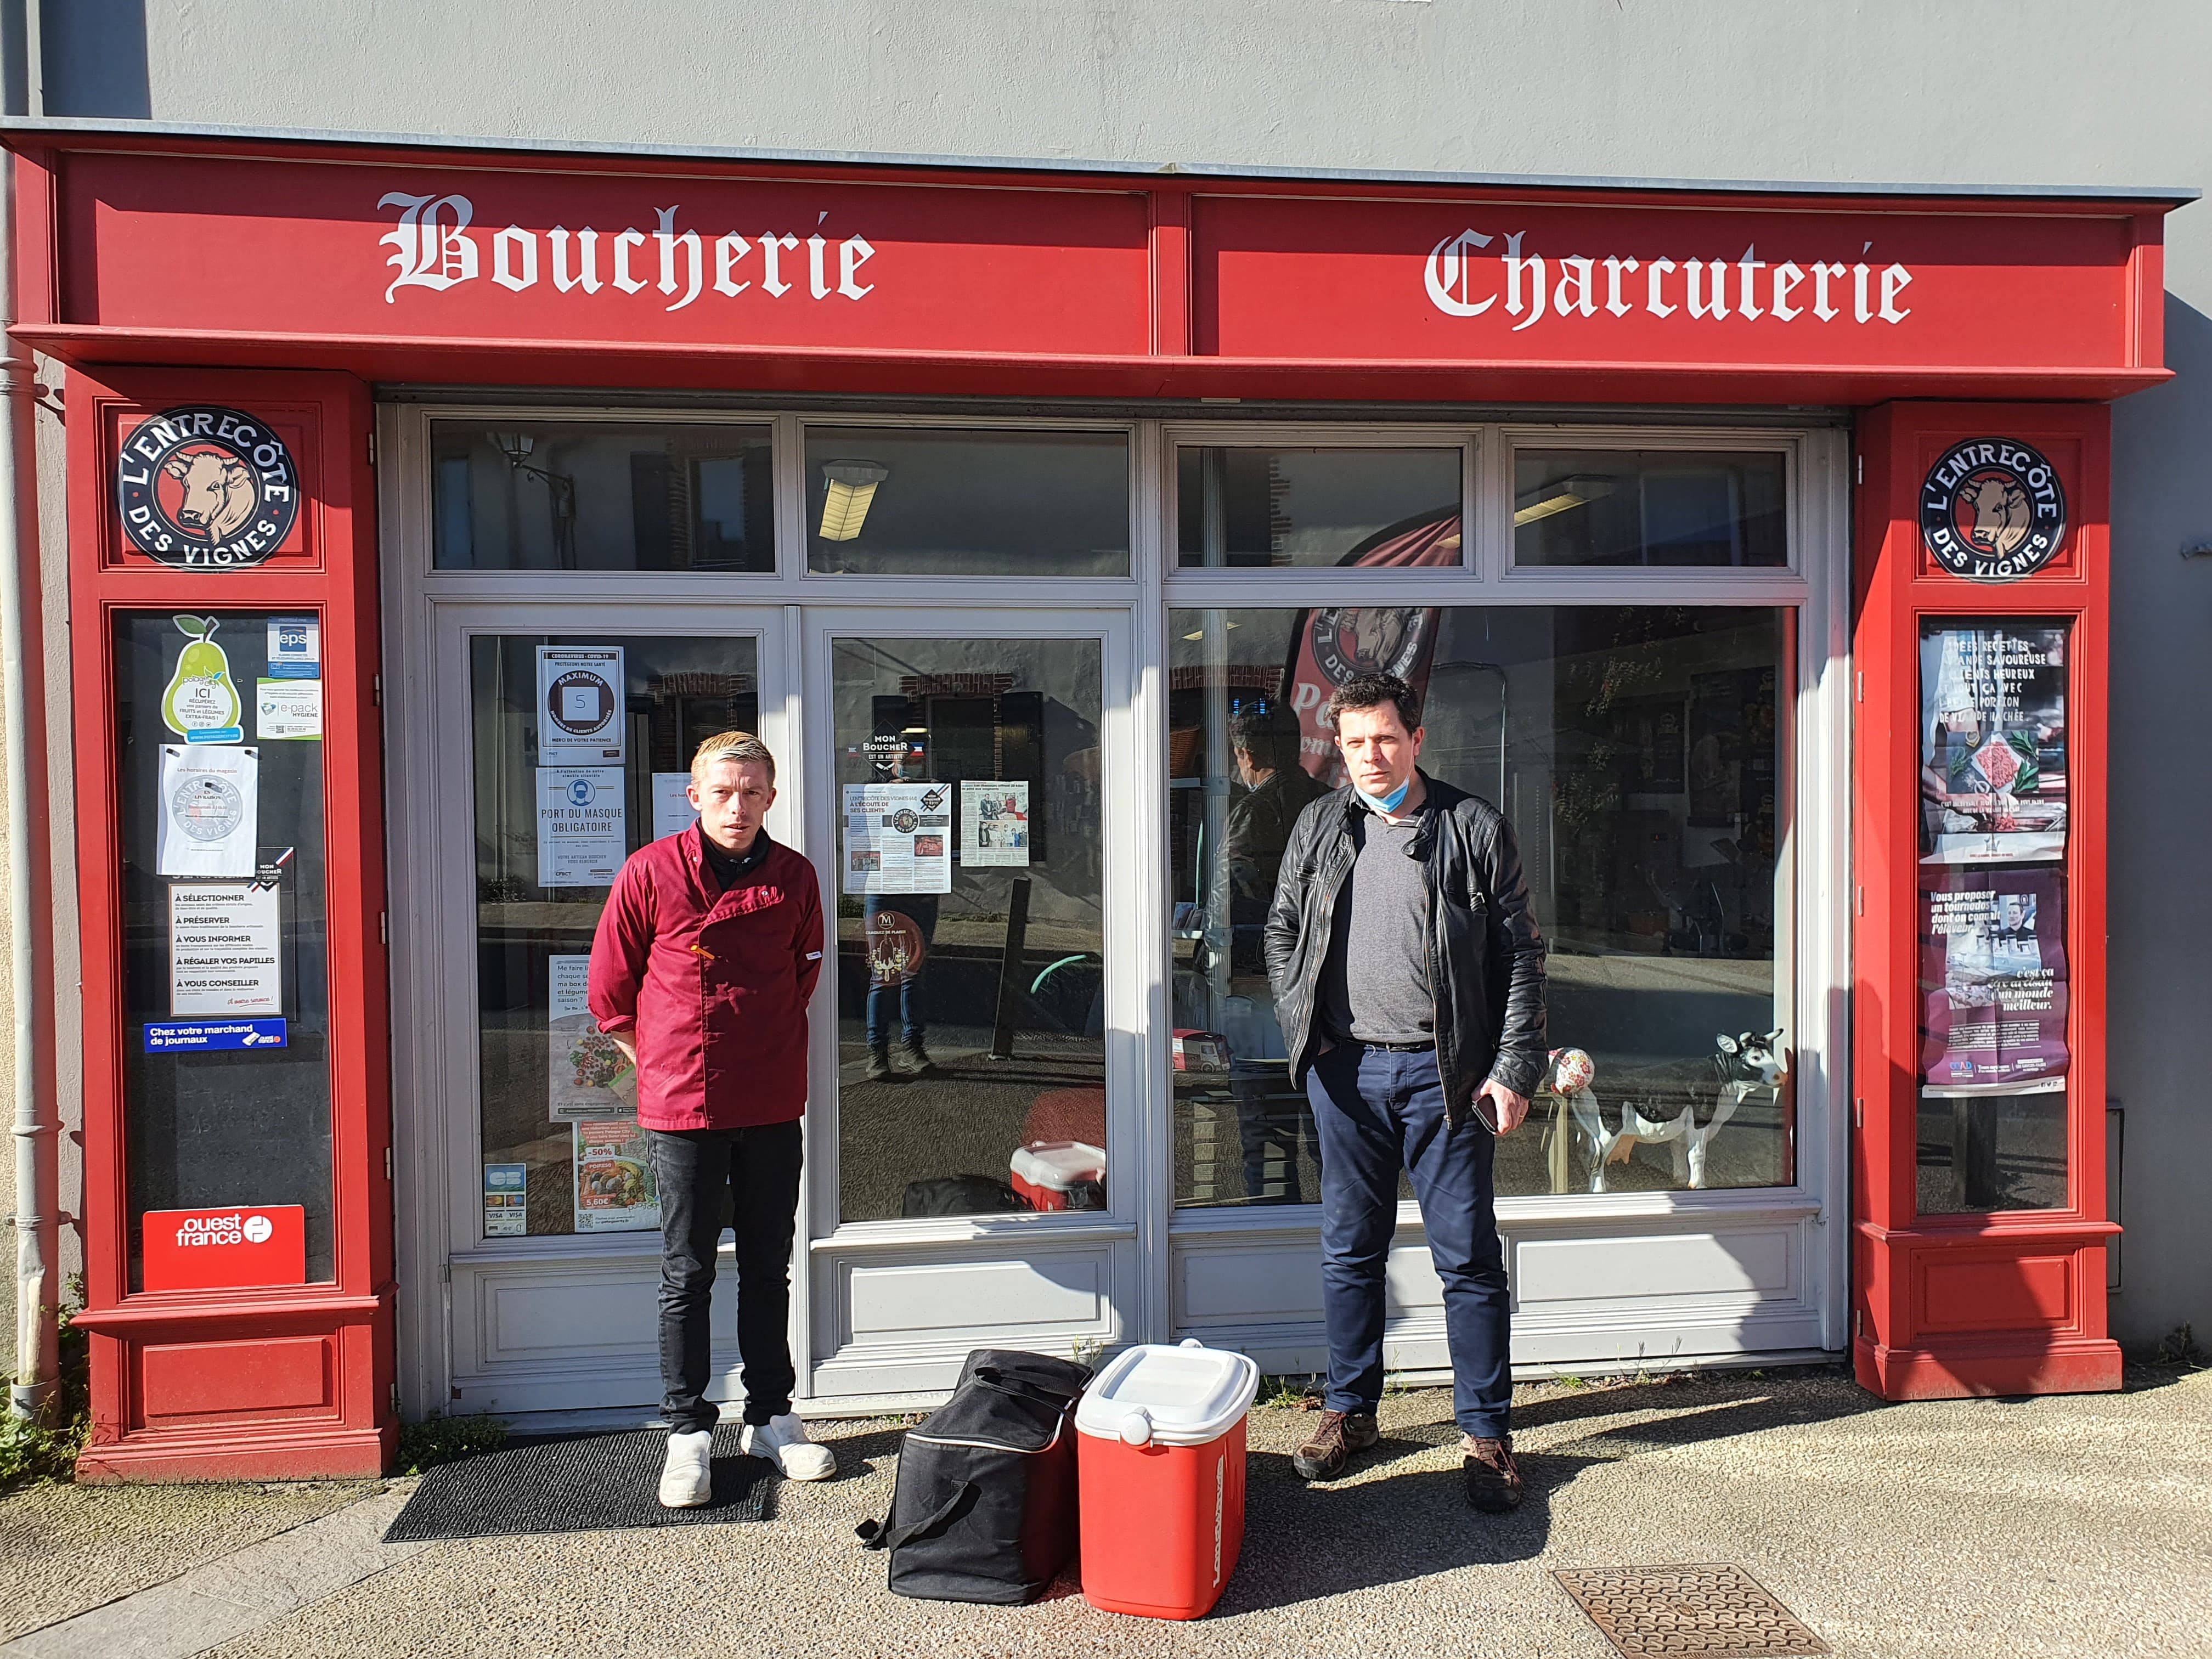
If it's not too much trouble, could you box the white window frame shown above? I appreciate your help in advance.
[381,403,1850,1419]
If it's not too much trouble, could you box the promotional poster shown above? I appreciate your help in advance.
[1920,624,2069,865]
[1920,866,2069,1094]
[573,1119,661,1233]
[843,781,953,894]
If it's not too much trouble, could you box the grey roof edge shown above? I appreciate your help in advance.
[0,115,2196,206]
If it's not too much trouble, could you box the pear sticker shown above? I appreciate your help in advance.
[161,614,244,741]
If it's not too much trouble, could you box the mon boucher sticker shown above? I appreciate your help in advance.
[115,406,301,569]
[1920,439,2068,582]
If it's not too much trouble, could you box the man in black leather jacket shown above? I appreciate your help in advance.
[1262,672,1547,1510]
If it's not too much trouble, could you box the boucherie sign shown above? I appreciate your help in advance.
[45,150,2160,387]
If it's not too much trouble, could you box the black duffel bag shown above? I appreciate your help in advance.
[857,1348,1093,1604]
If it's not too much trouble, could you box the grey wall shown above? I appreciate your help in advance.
[24,0,2212,1348]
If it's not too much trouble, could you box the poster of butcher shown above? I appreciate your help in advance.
[1918,624,2068,864]
[1920,866,2068,1093]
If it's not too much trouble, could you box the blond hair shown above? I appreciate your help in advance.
[690,730,777,786]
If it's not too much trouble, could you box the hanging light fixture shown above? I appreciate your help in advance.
[1512,474,1616,526]
[819,460,890,541]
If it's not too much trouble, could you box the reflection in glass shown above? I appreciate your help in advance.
[116,611,335,1287]
[1169,605,1790,1206]
[1916,1093,2067,1214]
[833,637,1107,1221]
[804,428,1130,576]
[1176,447,1463,568]
[431,422,774,571]
[469,635,759,1237]
[1514,450,1786,567]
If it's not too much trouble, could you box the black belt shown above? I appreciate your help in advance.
[1349,1038,1435,1053]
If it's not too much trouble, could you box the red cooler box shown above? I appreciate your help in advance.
[1009,1141,1105,1212]
[1074,1340,1260,1620]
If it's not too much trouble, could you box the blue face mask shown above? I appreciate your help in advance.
[1355,777,1412,815]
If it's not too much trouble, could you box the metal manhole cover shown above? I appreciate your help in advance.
[1554,1565,1829,1656]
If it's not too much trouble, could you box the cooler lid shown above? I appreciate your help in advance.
[1075,1340,1260,1448]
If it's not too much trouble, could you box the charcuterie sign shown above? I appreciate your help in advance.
[1920,438,2068,583]
[116,405,300,569]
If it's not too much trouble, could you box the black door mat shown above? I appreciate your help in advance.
[384,1425,778,1542]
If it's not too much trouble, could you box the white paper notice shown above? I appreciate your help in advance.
[548,953,636,1122]
[157,745,259,878]
[536,647,625,766]
[842,781,953,895]
[651,772,697,840]
[536,767,628,887]
[962,780,1032,867]
[169,882,281,1017]
[255,679,323,740]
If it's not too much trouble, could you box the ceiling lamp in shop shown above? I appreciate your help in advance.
[819,460,891,540]
[1512,475,1615,526]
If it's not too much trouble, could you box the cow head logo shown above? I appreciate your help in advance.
[116,406,301,569]
[1920,439,2067,583]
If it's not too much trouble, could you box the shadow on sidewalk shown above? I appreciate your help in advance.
[1211,1443,1599,1614]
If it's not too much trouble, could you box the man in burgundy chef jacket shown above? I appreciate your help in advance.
[590,730,836,1504]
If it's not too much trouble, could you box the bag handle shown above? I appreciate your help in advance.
[971,1365,1082,1410]
[856,1480,977,1553]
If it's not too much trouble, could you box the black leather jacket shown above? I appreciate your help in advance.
[1262,772,1548,1129]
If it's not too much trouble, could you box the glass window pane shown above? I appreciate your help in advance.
[1176,447,1462,568]
[832,636,1106,1221]
[1169,604,1790,1206]
[470,634,760,1238]
[431,422,774,571]
[1513,450,1787,568]
[116,610,334,1289]
[1916,619,2072,1215]
[805,428,1129,576]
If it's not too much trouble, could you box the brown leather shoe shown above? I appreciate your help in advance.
[1462,1435,1524,1511]
[1292,1409,1378,1481]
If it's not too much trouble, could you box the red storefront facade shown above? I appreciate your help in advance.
[8,129,2174,1479]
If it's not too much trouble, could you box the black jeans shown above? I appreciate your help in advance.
[647,1120,805,1434]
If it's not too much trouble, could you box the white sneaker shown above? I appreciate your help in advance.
[657,1429,714,1508]
[743,1413,836,1480]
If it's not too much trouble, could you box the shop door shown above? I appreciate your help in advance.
[799,609,1141,1404]
[409,603,794,1419]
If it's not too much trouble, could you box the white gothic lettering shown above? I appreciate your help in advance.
[376,191,879,307]
[1420,227,1913,329]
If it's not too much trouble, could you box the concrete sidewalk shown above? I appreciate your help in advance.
[3,1364,2208,1658]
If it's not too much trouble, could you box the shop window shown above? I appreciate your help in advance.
[431,422,774,571]
[1915,620,2072,1215]
[828,635,1108,1222]
[1513,449,1787,568]
[804,428,1130,576]
[1176,447,1463,569]
[1167,605,1790,1206]
[468,633,760,1238]
[115,611,336,1289]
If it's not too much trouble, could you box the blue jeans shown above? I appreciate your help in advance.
[1306,1043,1511,1439]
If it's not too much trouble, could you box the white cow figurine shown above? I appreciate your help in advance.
[1683,1030,1791,1189]
[1558,1029,1791,1192]
[1558,1048,1694,1193]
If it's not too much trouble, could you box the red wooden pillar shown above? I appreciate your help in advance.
[66,367,394,1478]
[1852,401,2121,1399]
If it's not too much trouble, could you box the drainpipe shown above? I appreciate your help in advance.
[2,145,58,1424]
